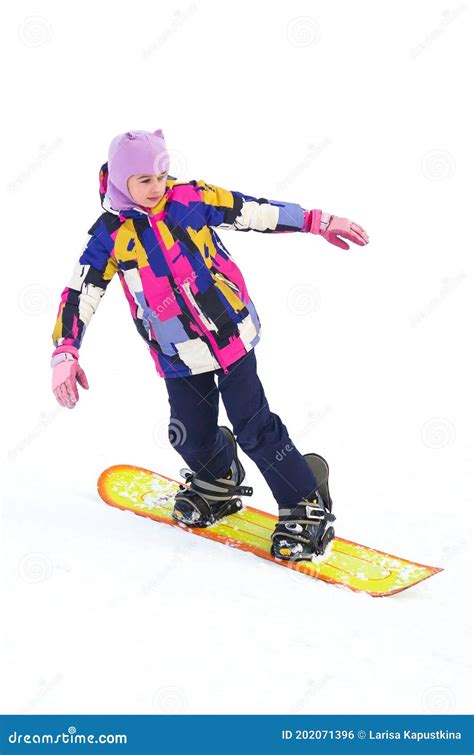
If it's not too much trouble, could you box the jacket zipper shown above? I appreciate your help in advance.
[148,217,230,374]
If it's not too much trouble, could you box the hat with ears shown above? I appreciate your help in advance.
[106,129,170,210]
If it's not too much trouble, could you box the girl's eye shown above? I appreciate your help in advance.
[140,175,166,183]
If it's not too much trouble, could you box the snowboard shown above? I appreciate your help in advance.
[97,464,442,597]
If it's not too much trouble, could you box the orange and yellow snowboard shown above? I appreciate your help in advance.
[97,464,442,597]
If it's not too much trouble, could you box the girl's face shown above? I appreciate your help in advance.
[127,172,168,209]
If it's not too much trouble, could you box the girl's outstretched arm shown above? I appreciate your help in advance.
[196,180,369,248]
[196,180,307,233]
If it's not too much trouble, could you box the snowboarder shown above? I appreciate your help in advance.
[51,129,369,561]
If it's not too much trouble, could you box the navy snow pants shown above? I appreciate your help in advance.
[164,349,318,509]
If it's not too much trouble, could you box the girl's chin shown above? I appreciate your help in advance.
[138,200,158,208]
[136,196,162,209]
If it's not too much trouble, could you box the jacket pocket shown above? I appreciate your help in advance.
[213,271,242,296]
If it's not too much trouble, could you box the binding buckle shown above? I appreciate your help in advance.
[305,504,324,520]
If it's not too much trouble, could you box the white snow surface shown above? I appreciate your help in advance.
[2,0,472,717]
[2,335,472,715]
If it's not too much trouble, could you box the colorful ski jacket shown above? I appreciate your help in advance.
[52,164,308,378]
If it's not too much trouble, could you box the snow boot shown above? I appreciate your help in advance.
[171,426,253,527]
[271,453,336,561]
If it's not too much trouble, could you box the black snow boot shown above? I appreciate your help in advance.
[172,426,253,527]
[271,453,336,561]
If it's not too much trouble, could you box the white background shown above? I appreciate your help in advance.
[2,0,472,716]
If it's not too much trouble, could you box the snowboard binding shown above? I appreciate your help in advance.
[271,453,336,561]
[171,426,253,528]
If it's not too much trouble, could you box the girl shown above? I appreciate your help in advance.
[51,129,369,561]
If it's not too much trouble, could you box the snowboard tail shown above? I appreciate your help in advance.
[97,464,442,597]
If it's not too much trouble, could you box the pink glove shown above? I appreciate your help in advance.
[304,210,369,250]
[51,346,89,409]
